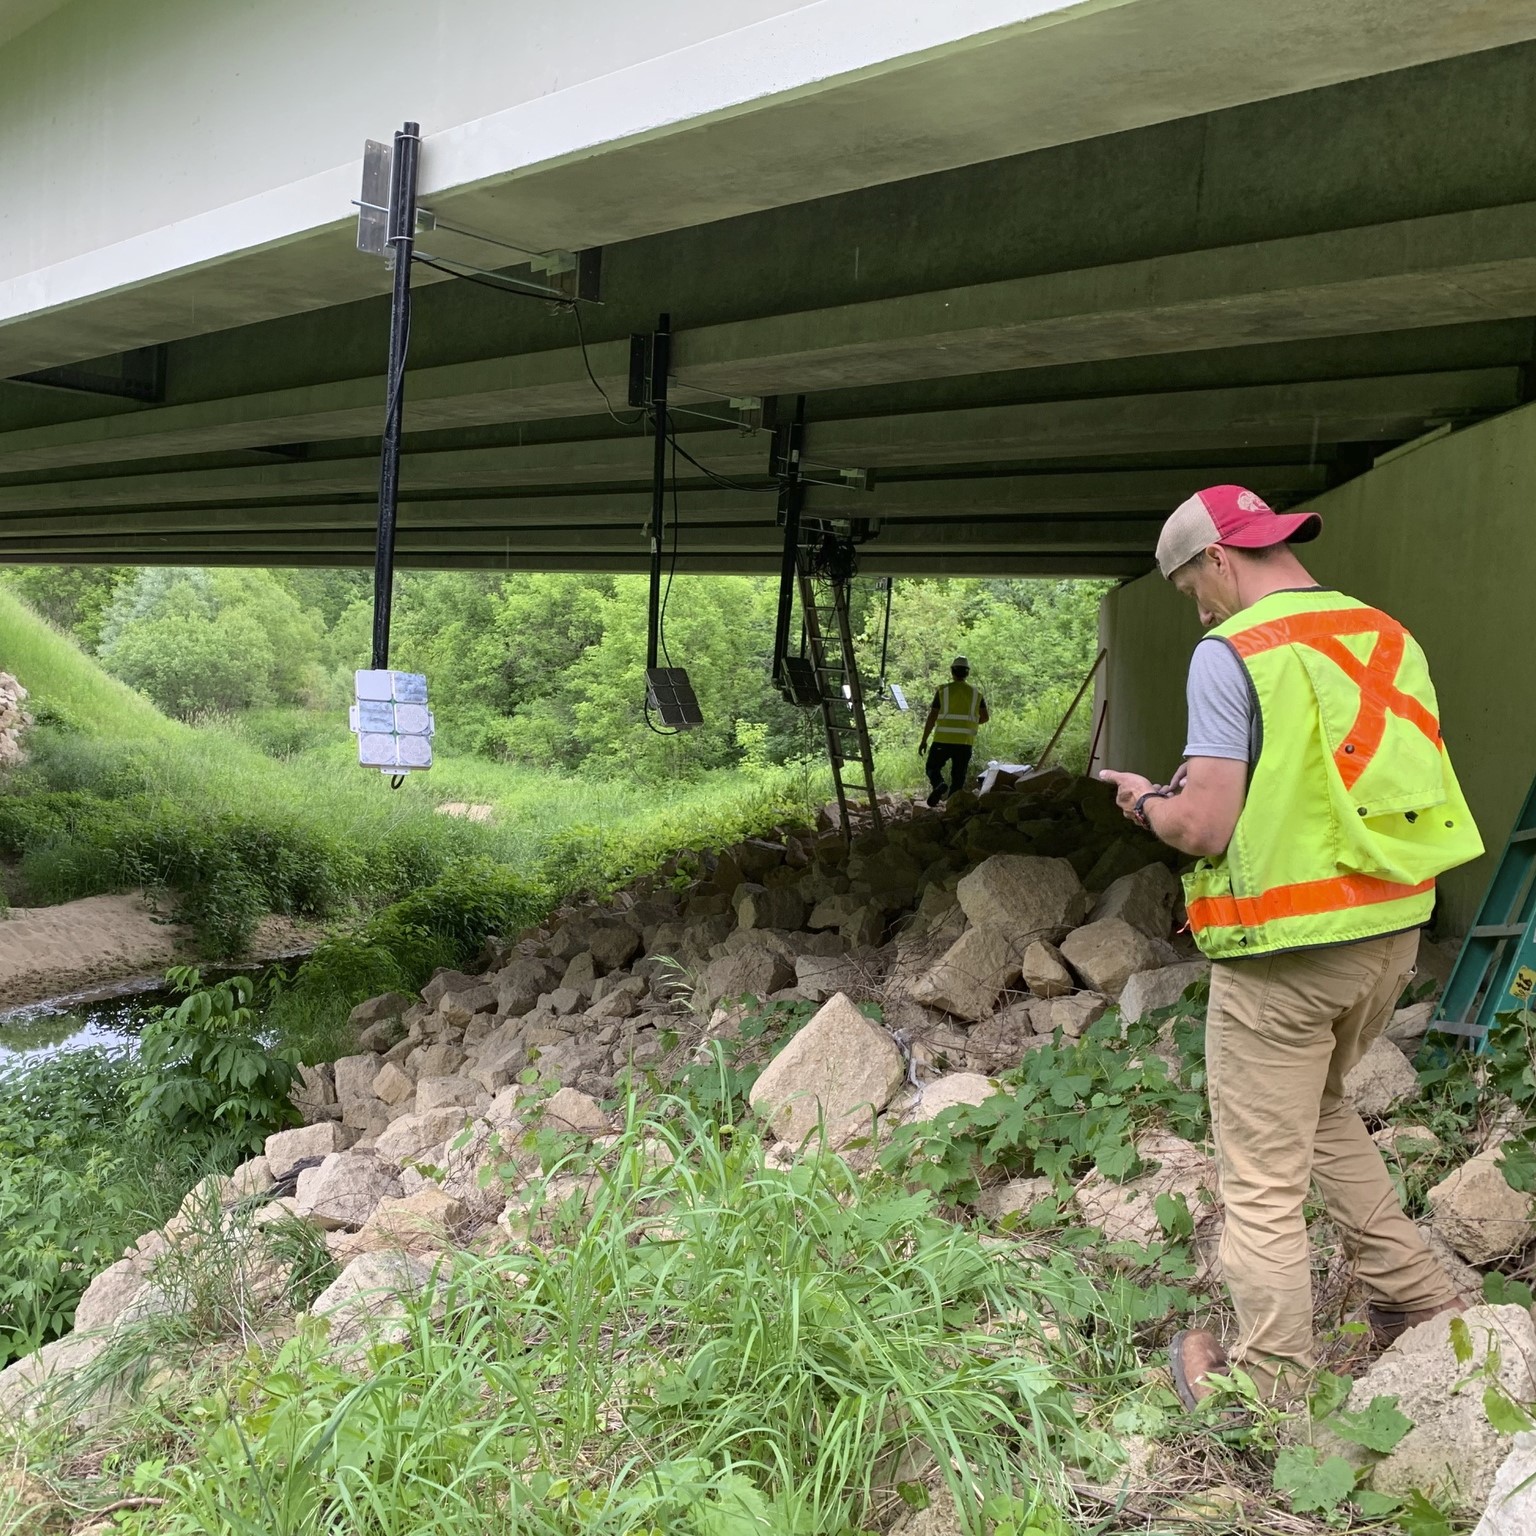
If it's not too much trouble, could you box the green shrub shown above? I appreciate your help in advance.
[0,1049,205,1363]
[127,968,300,1160]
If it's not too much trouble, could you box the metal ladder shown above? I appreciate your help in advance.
[1433,770,1536,1049]
[797,546,882,837]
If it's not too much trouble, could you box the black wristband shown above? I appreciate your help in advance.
[1132,788,1172,829]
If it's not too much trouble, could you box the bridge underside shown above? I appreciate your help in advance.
[5,37,1536,578]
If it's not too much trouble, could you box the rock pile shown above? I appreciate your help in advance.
[0,671,30,767]
[5,767,1535,1536]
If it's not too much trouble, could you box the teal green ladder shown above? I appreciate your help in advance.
[1433,772,1536,1049]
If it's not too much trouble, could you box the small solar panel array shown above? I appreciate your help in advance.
[645,667,704,729]
[350,669,435,772]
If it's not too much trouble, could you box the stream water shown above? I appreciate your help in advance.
[0,982,172,1066]
[0,955,311,1068]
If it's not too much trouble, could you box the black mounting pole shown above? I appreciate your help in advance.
[878,576,894,687]
[772,395,807,685]
[646,314,672,670]
[370,120,421,670]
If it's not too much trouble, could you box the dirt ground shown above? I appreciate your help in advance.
[0,890,315,1008]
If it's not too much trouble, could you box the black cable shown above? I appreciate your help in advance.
[666,428,778,494]
[412,253,644,431]
[643,404,683,737]
[569,300,645,429]
[658,431,681,667]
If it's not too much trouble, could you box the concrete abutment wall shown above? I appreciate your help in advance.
[1095,400,1536,935]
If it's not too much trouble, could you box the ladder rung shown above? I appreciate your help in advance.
[1469,923,1528,939]
[1510,829,1536,844]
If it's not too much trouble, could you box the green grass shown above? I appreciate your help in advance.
[0,597,831,954]
[38,1090,1137,1536]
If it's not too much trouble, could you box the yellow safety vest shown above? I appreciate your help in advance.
[1184,590,1483,961]
[933,680,982,745]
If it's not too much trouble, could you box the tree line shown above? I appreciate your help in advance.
[3,565,1109,780]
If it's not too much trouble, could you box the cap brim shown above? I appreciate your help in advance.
[1220,510,1322,548]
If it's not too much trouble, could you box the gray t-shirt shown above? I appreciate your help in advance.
[1185,637,1259,763]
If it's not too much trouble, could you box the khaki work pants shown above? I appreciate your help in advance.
[1205,929,1459,1397]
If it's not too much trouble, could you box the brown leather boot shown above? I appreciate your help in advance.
[1367,1297,1466,1348]
[1170,1328,1231,1410]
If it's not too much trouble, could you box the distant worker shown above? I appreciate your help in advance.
[919,655,988,808]
[1100,484,1483,1410]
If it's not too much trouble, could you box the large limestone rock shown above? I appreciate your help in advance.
[1118,960,1209,1024]
[373,1107,477,1169]
[1089,862,1180,939]
[1059,919,1163,997]
[294,1153,402,1231]
[1074,1131,1217,1246]
[495,957,561,1017]
[966,1001,1043,1074]
[467,1031,529,1094]
[955,854,1082,935]
[0,1333,109,1421]
[310,1250,437,1354]
[1029,992,1108,1039]
[1474,1432,1536,1536]
[329,1189,466,1264]
[292,1062,337,1121]
[734,883,807,932]
[539,1086,612,1137]
[333,1054,382,1111]
[370,1061,416,1106]
[1326,1305,1536,1514]
[1386,1000,1436,1055]
[1344,1036,1422,1119]
[588,922,642,974]
[749,992,906,1149]
[72,1255,166,1334]
[1021,939,1073,999]
[909,926,1024,1021]
[904,1072,997,1124]
[414,1075,485,1113]
[795,950,876,1003]
[1428,1149,1536,1264]
[349,992,415,1030]
[700,943,795,1008]
[265,1121,346,1180]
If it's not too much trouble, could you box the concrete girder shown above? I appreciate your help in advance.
[12,2,1536,378]
[0,429,750,512]
[3,203,1534,475]
[0,464,1330,538]
[0,515,1156,561]
[808,370,1519,466]
[0,547,1151,579]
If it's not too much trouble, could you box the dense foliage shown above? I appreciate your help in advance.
[0,968,308,1364]
[5,565,1109,779]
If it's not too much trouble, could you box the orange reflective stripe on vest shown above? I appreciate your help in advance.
[1187,872,1435,933]
[1227,606,1441,789]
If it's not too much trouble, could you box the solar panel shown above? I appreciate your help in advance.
[889,683,909,712]
[349,669,436,772]
[779,656,821,708]
[645,667,703,729]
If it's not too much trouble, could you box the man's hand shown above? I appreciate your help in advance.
[918,740,928,756]
[1099,769,1155,823]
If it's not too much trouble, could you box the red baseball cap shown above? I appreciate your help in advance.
[1156,484,1321,578]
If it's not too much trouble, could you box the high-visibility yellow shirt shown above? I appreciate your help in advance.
[932,680,983,745]
[1183,589,1483,960]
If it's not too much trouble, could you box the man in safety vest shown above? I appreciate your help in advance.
[919,656,989,808]
[1100,484,1483,1409]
